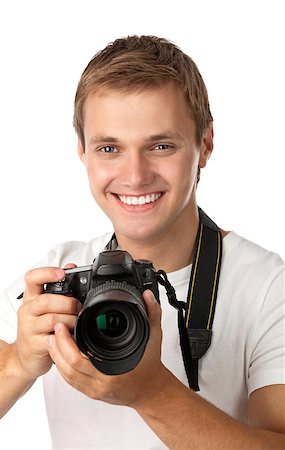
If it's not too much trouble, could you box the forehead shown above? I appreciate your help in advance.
[83,84,194,137]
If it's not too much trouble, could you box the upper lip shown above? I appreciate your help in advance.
[114,191,163,197]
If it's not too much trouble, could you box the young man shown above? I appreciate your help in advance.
[0,36,284,449]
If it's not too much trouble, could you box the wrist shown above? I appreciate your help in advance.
[132,364,188,418]
[0,343,36,419]
[7,343,38,385]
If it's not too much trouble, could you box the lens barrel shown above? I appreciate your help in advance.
[75,281,149,375]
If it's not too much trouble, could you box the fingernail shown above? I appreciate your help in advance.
[48,335,55,347]
[146,289,157,303]
[56,269,65,280]
[54,323,62,333]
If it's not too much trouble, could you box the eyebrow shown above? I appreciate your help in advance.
[88,131,184,146]
[89,136,120,145]
[145,132,184,142]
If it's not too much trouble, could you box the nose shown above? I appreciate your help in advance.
[121,151,155,189]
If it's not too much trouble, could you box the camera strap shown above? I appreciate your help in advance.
[184,207,222,390]
[105,207,222,392]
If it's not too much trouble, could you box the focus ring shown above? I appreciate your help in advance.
[85,281,141,303]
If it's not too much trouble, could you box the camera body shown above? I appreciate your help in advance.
[46,250,159,375]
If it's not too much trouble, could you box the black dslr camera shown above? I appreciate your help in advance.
[46,250,159,375]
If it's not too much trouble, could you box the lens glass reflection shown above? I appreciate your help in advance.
[96,311,128,338]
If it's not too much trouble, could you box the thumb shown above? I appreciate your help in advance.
[63,263,77,269]
[143,289,162,329]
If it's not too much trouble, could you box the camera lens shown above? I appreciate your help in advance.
[96,310,128,338]
[82,302,143,354]
[75,281,150,375]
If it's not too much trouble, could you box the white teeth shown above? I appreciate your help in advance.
[118,193,162,205]
[138,196,146,205]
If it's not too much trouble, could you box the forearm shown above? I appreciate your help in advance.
[135,367,285,450]
[0,343,36,419]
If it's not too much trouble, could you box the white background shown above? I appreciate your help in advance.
[0,0,284,448]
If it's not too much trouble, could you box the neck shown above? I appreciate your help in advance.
[115,208,199,273]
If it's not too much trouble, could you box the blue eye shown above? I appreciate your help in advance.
[100,146,117,153]
[154,144,171,150]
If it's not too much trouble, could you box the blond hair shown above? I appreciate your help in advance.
[73,35,213,149]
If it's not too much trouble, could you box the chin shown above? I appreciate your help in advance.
[116,225,160,244]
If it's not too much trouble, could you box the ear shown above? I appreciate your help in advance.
[77,139,85,163]
[199,124,214,169]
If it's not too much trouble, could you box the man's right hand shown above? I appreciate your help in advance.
[14,266,81,381]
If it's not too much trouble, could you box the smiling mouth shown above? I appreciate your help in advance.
[115,192,163,206]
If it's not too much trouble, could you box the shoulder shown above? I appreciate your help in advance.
[218,232,284,318]
[222,231,284,280]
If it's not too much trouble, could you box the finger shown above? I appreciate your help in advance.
[49,323,97,378]
[30,294,81,316]
[143,289,162,328]
[24,267,65,299]
[33,313,78,334]
[47,329,95,393]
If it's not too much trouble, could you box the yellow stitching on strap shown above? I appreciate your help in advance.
[207,232,221,330]
[186,223,203,327]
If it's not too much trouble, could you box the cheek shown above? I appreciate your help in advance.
[167,155,197,187]
[85,165,110,197]
[85,160,109,183]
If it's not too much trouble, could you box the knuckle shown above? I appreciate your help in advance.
[63,361,81,384]
[24,269,34,285]
[46,313,57,330]
[61,297,73,313]
[69,353,81,369]
[17,301,30,320]
[64,366,76,383]
[38,294,50,311]
[17,302,25,317]
[64,297,79,314]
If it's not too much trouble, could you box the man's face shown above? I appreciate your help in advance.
[78,83,212,245]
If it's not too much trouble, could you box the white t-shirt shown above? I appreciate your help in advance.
[0,231,284,450]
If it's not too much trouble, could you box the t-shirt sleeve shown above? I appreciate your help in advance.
[0,248,60,344]
[0,277,24,343]
[247,263,285,396]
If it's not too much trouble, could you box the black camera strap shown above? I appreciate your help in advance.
[184,207,222,390]
[105,207,222,391]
